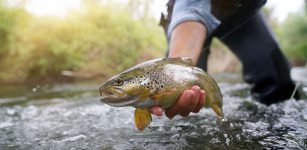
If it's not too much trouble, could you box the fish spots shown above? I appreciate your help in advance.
[114,78,124,86]
[141,64,174,93]
[124,63,174,94]
[135,73,152,90]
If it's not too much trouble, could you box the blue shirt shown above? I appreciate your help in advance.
[168,0,266,38]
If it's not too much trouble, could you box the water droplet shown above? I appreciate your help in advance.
[189,132,198,137]
[210,138,220,144]
[61,135,87,142]
[6,109,16,116]
[157,126,165,132]
[171,133,180,141]
[170,127,177,132]
[236,134,241,140]
[62,131,68,135]
[0,122,13,128]
[225,137,230,146]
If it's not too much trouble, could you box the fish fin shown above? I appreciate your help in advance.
[211,104,224,118]
[150,89,180,108]
[180,57,194,66]
[150,89,176,100]
[165,57,194,66]
[138,88,151,101]
[134,108,152,131]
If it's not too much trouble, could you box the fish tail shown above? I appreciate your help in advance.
[211,104,224,118]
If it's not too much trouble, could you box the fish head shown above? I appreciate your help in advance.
[99,69,150,107]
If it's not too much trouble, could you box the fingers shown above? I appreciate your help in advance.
[179,86,201,117]
[165,90,194,119]
[165,86,205,119]
[150,106,163,116]
[150,85,206,119]
[192,90,205,113]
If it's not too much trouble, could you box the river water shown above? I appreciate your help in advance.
[0,71,306,150]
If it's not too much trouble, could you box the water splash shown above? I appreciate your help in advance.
[0,76,306,149]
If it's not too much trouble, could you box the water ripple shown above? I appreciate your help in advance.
[0,82,306,149]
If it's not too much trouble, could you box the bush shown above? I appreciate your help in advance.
[0,1,166,82]
[279,13,307,65]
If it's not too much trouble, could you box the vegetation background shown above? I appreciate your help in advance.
[0,0,306,84]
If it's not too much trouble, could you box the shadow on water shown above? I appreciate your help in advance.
[0,72,306,150]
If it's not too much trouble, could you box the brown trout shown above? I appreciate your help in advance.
[99,57,223,130]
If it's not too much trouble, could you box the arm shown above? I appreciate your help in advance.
[151,21,208,118]
[168,21,207,64]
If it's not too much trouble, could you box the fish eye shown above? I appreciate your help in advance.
[114,79,124,86]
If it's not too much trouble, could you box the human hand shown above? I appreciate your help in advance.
[150,86,206,119]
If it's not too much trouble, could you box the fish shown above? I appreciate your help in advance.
[99,57,223,130]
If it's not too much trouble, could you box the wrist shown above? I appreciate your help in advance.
[168,21,207,65]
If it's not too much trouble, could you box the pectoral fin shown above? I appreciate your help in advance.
[134,108,152,130]
[150,88,179,109]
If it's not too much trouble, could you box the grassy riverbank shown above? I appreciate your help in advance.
[0,0,306,84]
[0,0,166,83]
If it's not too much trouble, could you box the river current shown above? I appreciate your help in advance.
[0,71,306,150]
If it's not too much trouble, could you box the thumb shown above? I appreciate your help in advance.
[150,106,163,116]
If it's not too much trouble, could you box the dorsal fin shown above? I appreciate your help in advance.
[164,57,194,66]
[181,57,194,66]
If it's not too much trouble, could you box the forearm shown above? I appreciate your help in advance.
[168,21,207,65]
[151,22,207,118]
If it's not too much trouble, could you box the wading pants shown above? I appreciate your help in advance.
[160,0,299,105]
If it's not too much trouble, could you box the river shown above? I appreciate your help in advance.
[0,71,306,150]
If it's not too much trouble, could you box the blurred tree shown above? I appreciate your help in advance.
[263,4,307,66]
[0,2,16,58]
[0,0,166,83]
[279,12,307,65]
[126,0,151,21]
[0,1,29,61]
[262,6,279,34]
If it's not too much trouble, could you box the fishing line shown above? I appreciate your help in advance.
[290,61,307,100]
[201,9,306,101]
[285,61,306,116]
[205,11,306,101]
[200,10,259,54]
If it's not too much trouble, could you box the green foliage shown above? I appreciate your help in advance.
[0,3,29,59]
[263,6,307,65]
[279,13,307,64]
[0,1,166,82]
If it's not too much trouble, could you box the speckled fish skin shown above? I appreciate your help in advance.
[99,57,223,117]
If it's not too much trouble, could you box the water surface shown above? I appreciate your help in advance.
[0,73,306,150]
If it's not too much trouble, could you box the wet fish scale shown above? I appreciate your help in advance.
[99,57,223,130]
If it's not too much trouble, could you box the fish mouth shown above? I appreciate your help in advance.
[99,87,138,107]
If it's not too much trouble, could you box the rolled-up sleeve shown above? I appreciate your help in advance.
[167,0,221,38]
